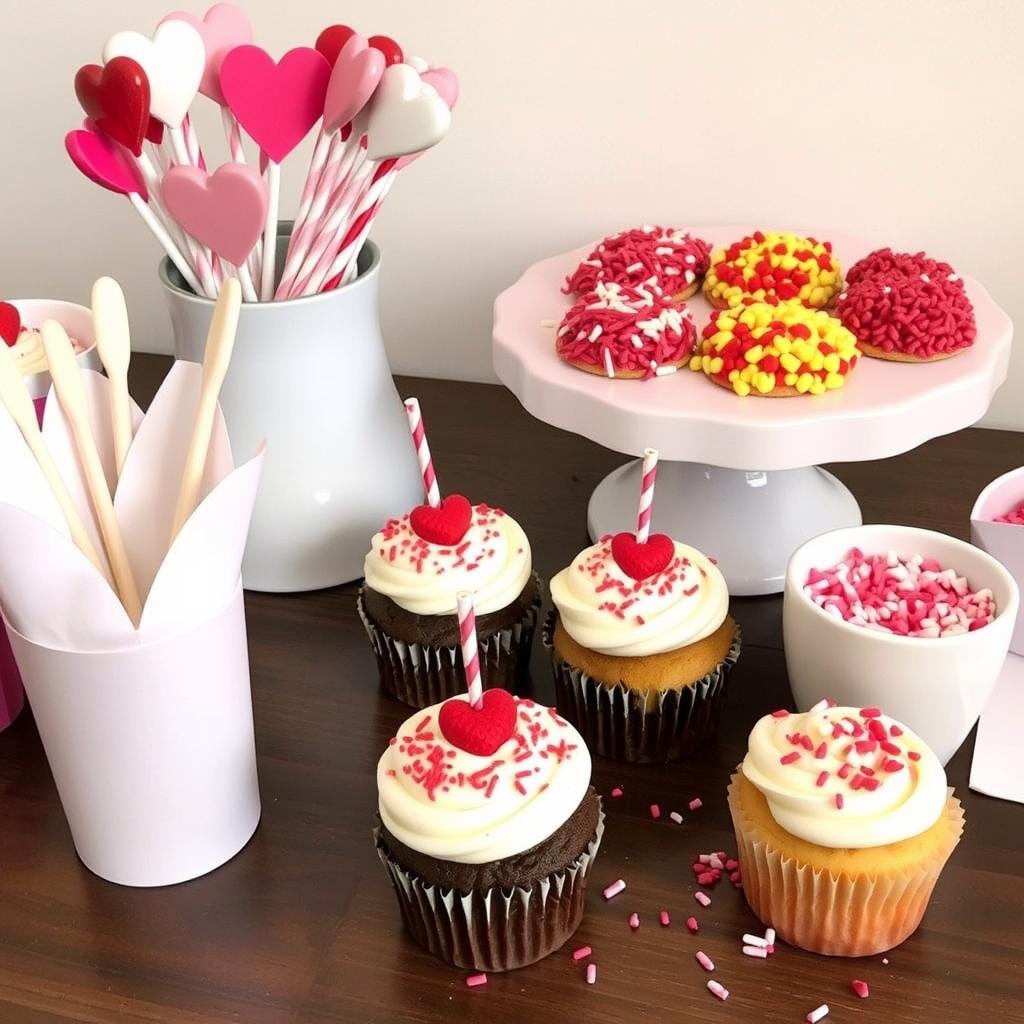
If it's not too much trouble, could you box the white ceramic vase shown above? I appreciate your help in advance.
[160,235,421,592]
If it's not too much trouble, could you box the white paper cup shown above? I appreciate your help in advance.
[5,584,261,887]
[784,524,1019,764]
[971,466,1024,656]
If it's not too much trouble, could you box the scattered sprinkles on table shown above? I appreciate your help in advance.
[555,279,696,380]
[994,499,1024,526]
[804,548,996,637]
[562,226,712,300]
[703,230,843,309]
[692,297,860,396]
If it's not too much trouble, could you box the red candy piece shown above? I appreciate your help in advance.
[611,531,674,581]
[74,57,152,157]
[367,34,404,66]
[438,687,517,756]
[0,302,21,346]
[146,116,165,145]
[409,493,472,545]
[315,24,357,66]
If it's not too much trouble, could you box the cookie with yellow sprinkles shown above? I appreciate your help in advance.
[690,299,861,397]
[703,231,843,310]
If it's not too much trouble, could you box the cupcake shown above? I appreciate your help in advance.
[546,528,740,762]
[729,702,965,956]
[375,688,604,971]
[359,496,541,708]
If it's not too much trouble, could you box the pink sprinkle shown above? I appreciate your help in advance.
[835,793,844,810]
[695,891,711,907]
[611,786,623,798]
[659,910,670,927]
[689,797,703,811]
[603,879,625,900]
[572,945,592,961]
[771,709,790,717]
[628,912,640,930]
[806,1004,829,1024]
[686,916,699,933]
[707,980,729,1001]
[861,706,882,718]
[650,803,661,820]
[586,963,597,985]
[466,973,487,988]
[780,751,800,765]
[851,979,870,999]
[696,951,714,971]
[816,770,829,787]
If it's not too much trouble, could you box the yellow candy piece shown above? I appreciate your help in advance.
[784,372,798,386]
[823,353,840,373]
[809,380,826,395]
[709,357,724,374]
[711,331,732,348]
[780,255,797,271]
[745,345,765,364]
[739,365,756,383]
[775,336,792,355]
[733,379,751,396]
[780,351,800,372]
[716,315,736,331]
[793,341,814,363]
[808,352,825,372]
[796,373,814,393]
[755,372,775,394]
[728,369,740,382]
[688,355,703,372]
[825,372,845,389]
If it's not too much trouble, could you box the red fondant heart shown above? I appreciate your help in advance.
[409,493,472,545]
[74,58,151,157]
[0,303,21,347]
[315,23,357,66]
[611,531,674,581]
[439,688,517,756]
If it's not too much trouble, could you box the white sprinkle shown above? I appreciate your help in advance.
[948,273,960,282]
[669,811,683,824]
[603,348,615,379]
[920,273,931,283]
[743,944,769,959]
[883,285,892,294]
[685,254,696,264]
[626,261,643,274]
[806,1005,829,1024]
[655,246,673,256]
[708,853,724,870]
[808,698,830,713]
[539,318,557,328]
[707,980,729,1001]
[603,878,625,900]
[695,891,711,907]
[588,324,602,342]
[685,270,695,283]
[586,963,597,985]
[582,258,601,267]
[655,365,677,377]
[743,933,769,948]
[557,324,570,337]
[764,927,776,945]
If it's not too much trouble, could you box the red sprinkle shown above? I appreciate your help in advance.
[466,973,487,988]
[851,979,870,999]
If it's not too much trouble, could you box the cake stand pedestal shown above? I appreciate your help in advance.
[493,226,1012,595]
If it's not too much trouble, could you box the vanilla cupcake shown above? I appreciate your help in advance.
[545,531,740,762]
[358,496,541,708]
[729,703,964,956]
[375,688,604,971]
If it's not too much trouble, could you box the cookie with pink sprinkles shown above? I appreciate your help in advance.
[562,226,711,301]
[555,280,696,380]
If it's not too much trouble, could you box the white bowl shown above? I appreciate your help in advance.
[11,299,101,401]
[783,524,1019,764]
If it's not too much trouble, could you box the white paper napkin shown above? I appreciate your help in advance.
[970,652,1024,804]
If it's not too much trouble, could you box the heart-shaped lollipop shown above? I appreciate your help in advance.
[159,3,253,106]
[365,63,452,161]
[0,303,21,347]
[438,688,517,756]
[367,35,404,67]
[162,164,268,266]
[74,57,151,156]
[103,20,205,129]
[409,493,472,546]
[323,34,385,134]
[146,117,165,144]
[611,531,674,581]
[220,45,331,164]
[65,128,148,198]
[315,24,356,66]
[421,67,460,110]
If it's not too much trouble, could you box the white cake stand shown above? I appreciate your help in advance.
[493,226,1013,595]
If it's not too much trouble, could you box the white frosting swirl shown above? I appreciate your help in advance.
[364,503,531,615]
[549,535,728,656]
[9,329,86,376]
[377,695,592,863]
[742,705,947,848]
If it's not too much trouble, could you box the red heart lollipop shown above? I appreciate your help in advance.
[315,24,356,66]
[409,493,472,545]
[438,688,517,756]
[146,116,165,144]
[610,531,674,581]
[367,34,403,66]
[74,57,151,157]
[0,302,21,346]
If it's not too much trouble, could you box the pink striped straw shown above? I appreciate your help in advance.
[456,591,483,709]
[404,397,440,507]
[635,447,659,542]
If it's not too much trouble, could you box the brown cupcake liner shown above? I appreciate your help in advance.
[375,803,605,972]
[357,573,542,709]
[543,612,741,763]
[727,772,965,956]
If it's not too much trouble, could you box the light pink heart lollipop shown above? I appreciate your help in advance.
[323,33,385,134]
[65,128,148,198]
[421,68,459,110]
[162,163,268,266]
[220,45,331,164]
[159,3,253,106]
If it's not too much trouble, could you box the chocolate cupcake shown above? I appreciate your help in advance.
[375,688,604,971]
[359,495,541,707]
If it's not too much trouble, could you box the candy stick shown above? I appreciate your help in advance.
[91,278,133,476]
[127,193,205,296]
[182,114,207,171]
[259,160,281,299]
[41,321,142,624]
[221,107,247,164]
[635,447,658,542]
[456,591,483,709]
[404,397,440,507]
[170,279,241,540]
[0,344,110,583]
[335,171,399,287]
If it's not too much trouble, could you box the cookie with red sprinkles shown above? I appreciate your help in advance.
[563,226,711,301]
[835,273,976,362]
[846,247,962,291]
[556,280,696,380]
[703,231,843,310]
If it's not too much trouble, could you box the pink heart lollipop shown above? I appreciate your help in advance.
[220,45,331,164]
[323,33,385,134]
[162,163,268,266]
[421,68,459,110]
[160,3,253,106]
[65,127,148,198]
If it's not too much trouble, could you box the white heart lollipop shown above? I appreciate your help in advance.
[365,63,451,161]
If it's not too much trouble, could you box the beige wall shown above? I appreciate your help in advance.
[1,0,1021,428]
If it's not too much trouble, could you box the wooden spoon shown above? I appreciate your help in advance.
[91,277,133,477]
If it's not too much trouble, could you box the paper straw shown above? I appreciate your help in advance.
[128,193,203,296]
[635,448,659,543]
[260,160,281,300]
[220,107,247,165]
[404,397,440,507]
[280,129,332,267]
[456,591,483,709]
[182,114,206,171]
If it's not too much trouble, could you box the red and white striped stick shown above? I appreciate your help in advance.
[635,448,659,542]
[457,591,483,709]
[404,397,440,508]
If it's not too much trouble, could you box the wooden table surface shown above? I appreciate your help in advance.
[0,356,1021,1023]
